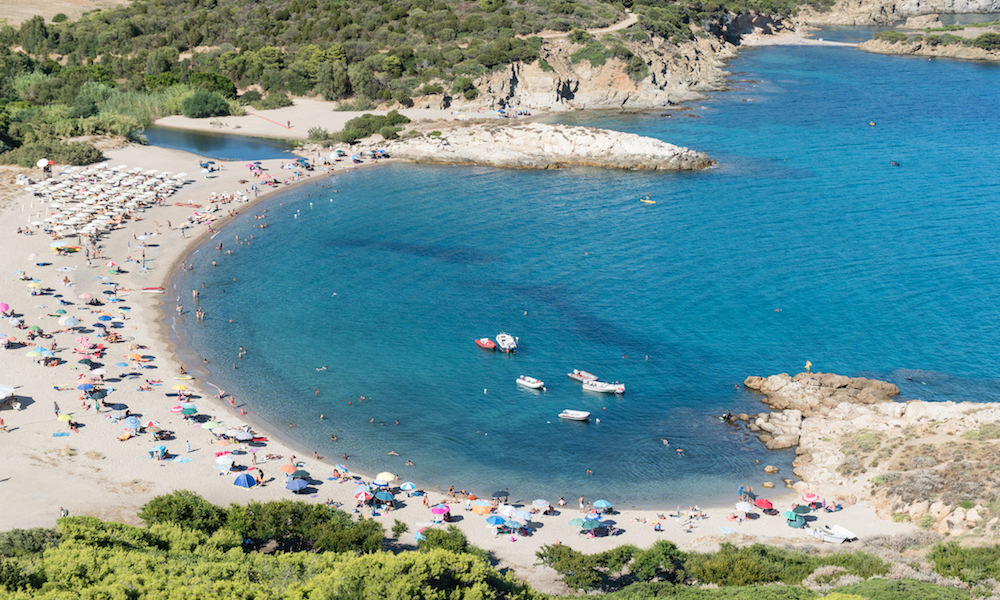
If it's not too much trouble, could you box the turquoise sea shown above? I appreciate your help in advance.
[166,37,1000,506]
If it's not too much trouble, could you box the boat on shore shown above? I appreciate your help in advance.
[516,375,545,390]
[558,409,591,421]
[567,369,598,383]
[475,338,497,350]
[495,332,517,353]
[807,524,857,543]
[582,380,625,394]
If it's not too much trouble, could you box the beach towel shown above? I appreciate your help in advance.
[52,432,70,437]
[719,527,736,535]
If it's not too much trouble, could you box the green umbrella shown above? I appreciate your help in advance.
[54,309,67,315]
[290,469,310,479]
[28,325,41,332]
[792,505,811,515]
[568,518,585,527]
[781,510,797,520]
[581,520,601,530]
[181,407,197,415]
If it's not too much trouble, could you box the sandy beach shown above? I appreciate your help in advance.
[0,141,916,593]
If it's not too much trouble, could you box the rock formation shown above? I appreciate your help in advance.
[860,37,1000,62]
[744,371,1000,535]
[801,0,1000,25]
[361,123,713,171]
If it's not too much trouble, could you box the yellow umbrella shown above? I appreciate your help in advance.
[26,282,41,288]
[172,384,188,391]
[376,471,396,482]
[57,414,72,422]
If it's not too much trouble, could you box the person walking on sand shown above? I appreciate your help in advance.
[579,496,585,512]
[53,402,60,417]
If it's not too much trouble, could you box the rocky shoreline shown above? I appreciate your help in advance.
[354,122,714,171]
[860,37,1000,62]
[739,371,1000,536]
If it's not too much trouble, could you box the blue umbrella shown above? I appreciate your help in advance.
[486,515,505,526]
[374,491,394,501]
[584,512,602,521]
[123,416,141,430]
[335,464,350,473]
[115,362,129,367]
[593,499,612,509]
[354,484,371,495]
[286,478,308,492]
[97,315,112,321]
[400,482,416,491]
[77,384,93,391]
[504,519,522,529]
[234,473,257,489]
[513,510,533,522]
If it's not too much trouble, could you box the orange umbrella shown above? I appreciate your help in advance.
[127,353,142,361]
[280,463,297,474]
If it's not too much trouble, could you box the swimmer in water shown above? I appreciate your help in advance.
[388,450,399,456]
[316,366,328,371]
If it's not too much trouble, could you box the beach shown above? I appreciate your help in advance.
[0,140,916,593]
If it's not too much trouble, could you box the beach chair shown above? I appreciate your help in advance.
[117,432,133,442]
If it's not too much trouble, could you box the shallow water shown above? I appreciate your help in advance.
[168,42,1000,506]
[144,125,294,161]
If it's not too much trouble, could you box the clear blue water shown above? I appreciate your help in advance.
[143,125,294,160]
[167,43,1000,507]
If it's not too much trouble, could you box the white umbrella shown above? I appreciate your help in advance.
[735,501,754,513]
[0,385,16,396]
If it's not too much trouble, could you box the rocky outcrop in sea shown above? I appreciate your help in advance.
[367,123,714,171]
[801,0,1000,25]
[743,371,1000,535]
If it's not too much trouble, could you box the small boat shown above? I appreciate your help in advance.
[582,380,625,394]
[807,524,858,543]
[567,369,598,383]
[516,375,545,390]
[495,332,517,353]
[475,338,497,350]
[558,409,591,421]
[640,199,656,204]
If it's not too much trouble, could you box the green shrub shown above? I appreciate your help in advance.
[962,423,1000,440]
[139,491,227,534]
[51,13,68,23]
[957,500,975,509]
[918,514,936,529]
[181,89,230,118]
[391,519,408,538]
[874,30,909,43]
[416,83,444,95]
[307,126,334,144]
[256,91,293,109]
[929,542,1000,584]
[226,500,383,553]
[429,130,442,137]
[971,32,1000,51]
[189,72,237,98]
[892,512,912,522]
[418,526,487,561]
[0,528,60,558]
[0,140,103,166]
[538,58,554,72]
[831,578,971,599]
[378,125,400,139]
[570,41,608,66]
[239,90,263,105]
[0,557,28,592]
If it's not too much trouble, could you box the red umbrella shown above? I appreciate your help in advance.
[354,490,373,501]
[754,498,773,510]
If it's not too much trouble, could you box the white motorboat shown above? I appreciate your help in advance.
[516,375,545,390]
[495,332,517,353]
[558,409,591,421]
[582,380,625,394]
[567,369,598,382]
[807,524,857,543]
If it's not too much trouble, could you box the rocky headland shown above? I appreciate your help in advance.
[801,0,1000,25]
[355,122,714,171]
[742,372,1000,536]
[859,35,1000,62]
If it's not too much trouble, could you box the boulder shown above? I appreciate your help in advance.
[763,465,779,474]
[743,372,899,417]
[762,481,775,488]
[966,507,983,523]
[907,500,929,521]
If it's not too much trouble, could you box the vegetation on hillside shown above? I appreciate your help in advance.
[872,29,1000,52]
[0,492,991,599]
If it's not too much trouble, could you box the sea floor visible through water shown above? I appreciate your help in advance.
[166,37,1000,507]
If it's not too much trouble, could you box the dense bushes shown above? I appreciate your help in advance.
[928,542,1000,584]
[138,490,228,533]
[180,89,231,118]
[0,140,103,166]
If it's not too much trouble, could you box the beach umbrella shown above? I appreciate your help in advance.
[178,401,197,409]
[279,463,298,474]
[172,384,188,391]
[234,473,256,489]
[169,405,184,413]
[792,505,811,515]
[147,427,162,434]
[39,349,55,358]
[400,482,416,491]
[376,471,396,482]
[375,491,394,501]
[472,499,492,507]
[513,510,533,522]
[234,431,253,441]
[504,519,523,530]
[201,421,220,429]
[215,455,234,465]
[114,362,129,367]
[25,351,41,359]
[285,479,309,494]
[372,479,389,487]
[90,368,106,376]
[486,515,505,526]
[77,384,94,391]
[290,470,310,479]
[28,325,41,332]
[123,416,142,430]
[735,501,754,513]
[354,483,371,494]
[581,520,601,530]
[0,303,7,313]
[802,493,820,504]
[584,512,602,521]
[430,505,450,515]
[532,499,550,509]
[593,499,612,510]
[786,515,806,528]
[60,316,79,327]
[54,309,67,315]
[57,414,72,422]
[0,384,15,396]
[180,407,197,416]
[354,489,373,501]
[754,498,773,510]
[142,420,159,428]
[568,518,585,527]
[335,464,350,474]
[26,283,41,289]
[97,315,112,322]
[781,510,798,520]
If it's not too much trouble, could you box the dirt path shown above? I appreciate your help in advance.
[521,10,639,40]
[3,0,129,25]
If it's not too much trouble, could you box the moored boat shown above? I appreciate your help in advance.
[516,375,545,390]
[475,337,497,350]
[567,369,598,382]
[582,380,625,394]
[558,409,591,421]
[495,332,517,353]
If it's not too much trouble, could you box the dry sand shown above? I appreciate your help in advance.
[1,0,128,26]
[0,143,915,593]
[739,29,859,47]
[154,99,501,141]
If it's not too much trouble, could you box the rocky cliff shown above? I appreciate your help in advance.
[743,371,1000,536]
[801,0,1000,25]
[360,123,713,171]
